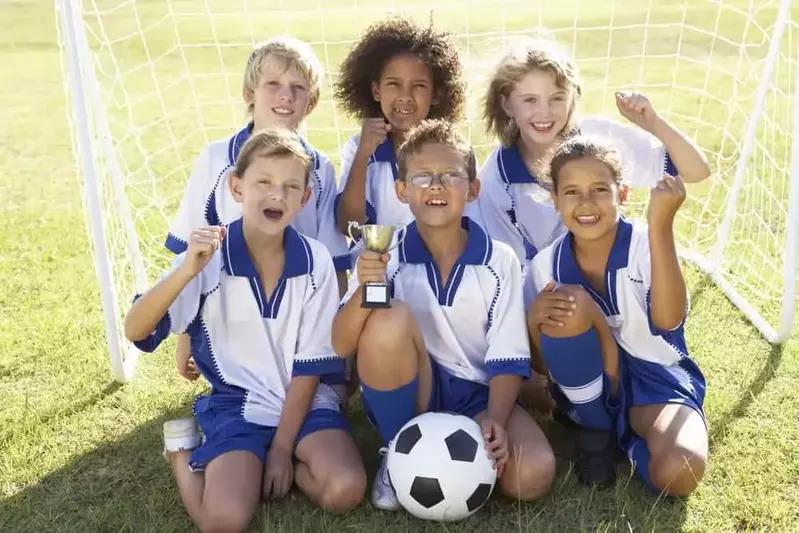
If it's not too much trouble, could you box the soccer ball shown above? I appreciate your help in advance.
[386,412,497,521]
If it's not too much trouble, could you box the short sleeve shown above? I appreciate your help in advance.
[131,254,204,353]
[292,245,347,377]
[484,248,532,380]
[579,116,670,189]
[315,157,352,271]
[334,135,377,227]
[165,146,217,254]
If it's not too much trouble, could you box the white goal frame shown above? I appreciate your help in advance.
[57,0,799,383]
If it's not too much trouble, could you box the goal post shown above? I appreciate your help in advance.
[56,0,799,383]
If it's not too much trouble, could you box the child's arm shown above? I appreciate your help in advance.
[335,121,389,233]
[615,92,711,184]
[125,226,225,347]
[331,250,389,358]
[647,175,688,331]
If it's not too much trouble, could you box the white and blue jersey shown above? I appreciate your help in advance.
[135,219,344,429]
[335,134,414,228]
[526,217,705,416]
[344,217,531,385]
[166,123,351,271]
[468,116,678,265]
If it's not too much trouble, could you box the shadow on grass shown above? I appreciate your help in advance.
[0,391,691,533]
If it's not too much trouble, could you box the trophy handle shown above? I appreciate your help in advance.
[346,220,361,243]
[385,224,408,252]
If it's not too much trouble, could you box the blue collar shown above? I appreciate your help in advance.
[369,136,399,181]
[222,218,313,279]
[398,217,493,265]
[555,217,633,285]
[227,122,318,170]
[497,144,541,185]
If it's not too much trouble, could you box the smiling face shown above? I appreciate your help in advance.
[551,156,625,243]
[229,151,311,237]
[372,53,435,133]
[245,56,313,131]
[396,141,479,228]
[501,68,573,148]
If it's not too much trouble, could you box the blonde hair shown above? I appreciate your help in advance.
[483,38,582,147]
[242,36,324,115]
[234,128,312,186]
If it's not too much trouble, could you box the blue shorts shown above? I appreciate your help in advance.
[188,397,350,472]
[550,346,706,455]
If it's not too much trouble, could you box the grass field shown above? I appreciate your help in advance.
[1,0,799,531]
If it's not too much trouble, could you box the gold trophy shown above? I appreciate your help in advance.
[347,221,406,308]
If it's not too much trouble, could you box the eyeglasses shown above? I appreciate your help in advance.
[406,172,469,188]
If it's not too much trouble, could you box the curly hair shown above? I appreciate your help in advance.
[334,17,465,122]
[397,119,476,181]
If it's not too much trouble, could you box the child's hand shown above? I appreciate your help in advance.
[184,226,226,276]
[356,118,391,158]
[480,417,509,477]
[176,352,200,381]
[357,250,389,285]
[615,91,661,133]
[647,174,686,229]
[528,281,577,328]
[263,445,294,500]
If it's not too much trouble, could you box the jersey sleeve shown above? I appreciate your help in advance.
[484,248,532,380]
[131,254,205,353]
[334,134,377,227]
[165,146,216,254]
[292,245,347,378]
[470,156,525,258]
[315,157,352,271]
[580,116,673,189]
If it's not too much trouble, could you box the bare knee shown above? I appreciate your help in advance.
[319,468,367,514]
[539,286,594,339]
[499,446,556,501]
[650,447,707,497]
[358,301,415,358]
[198,505,254,533]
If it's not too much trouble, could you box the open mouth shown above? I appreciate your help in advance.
[271,107,294,116]
[263,208,284,221]
[394,107,415,116]
[425,198,448,207]
[531,121,555,133]
[575,214,599,225]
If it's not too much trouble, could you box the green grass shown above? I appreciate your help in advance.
[1,0,799,531]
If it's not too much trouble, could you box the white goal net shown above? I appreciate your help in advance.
[56,0,799,382]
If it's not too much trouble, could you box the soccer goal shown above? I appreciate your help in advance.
[56,0,798,383]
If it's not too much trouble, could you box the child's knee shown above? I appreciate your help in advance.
[358,300,415,357]
[499,444,556,501]
[650,446,707,497]
[198,504,253,533]
[540,286,594,339]
[319,467,367,514]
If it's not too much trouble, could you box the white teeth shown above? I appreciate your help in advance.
[533,121,554,129]
[426,199,447,206]
[272,107,293,115]
[395,108,414,115]
[577,215,598,223]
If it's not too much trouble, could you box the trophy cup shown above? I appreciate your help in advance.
[347,221,406,308]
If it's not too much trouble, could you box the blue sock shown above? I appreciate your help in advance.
[628,436,657,491]
[361,377,418,445]
[540,328,613,431]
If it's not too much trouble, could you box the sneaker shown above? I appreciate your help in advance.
[163,418,201,458]
[575,428,616,488]
[372,447,401,511]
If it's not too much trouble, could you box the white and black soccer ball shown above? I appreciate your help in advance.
[386,412,497,521]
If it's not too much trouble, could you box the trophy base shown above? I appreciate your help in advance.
[361,282,391,308]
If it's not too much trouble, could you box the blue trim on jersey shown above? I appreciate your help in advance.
[222,218,313,318]
[504,207,538,261]
[553,217,633,317]
[228,122,254,165]
[332,253,352,271]
[664,152,677,177]
[165,233,188,254]
[131,294,173,353]
[497,144,542,185]
[399,217,493,306]
[371,136,399,181]
[205,189,221,227]
[293,356,346,377]
[485,358,532,380]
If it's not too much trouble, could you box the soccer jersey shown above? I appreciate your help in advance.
[135,218,344,427]
[165,123,351,271]
[335,134,414,229]
[468,115,678,264]
[342,217,531,384]
[526,217,694,369]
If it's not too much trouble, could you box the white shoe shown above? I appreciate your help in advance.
[372,447,401,511]
[162,418,201,458]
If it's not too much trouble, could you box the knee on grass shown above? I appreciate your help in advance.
[650,446,707,497]
[499,445,557,501]
[318,468,367,514]
[539,286,595,339]
[198,504,255,533]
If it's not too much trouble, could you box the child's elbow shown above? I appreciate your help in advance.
[123,313,146,343]
[685,154,711,183]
